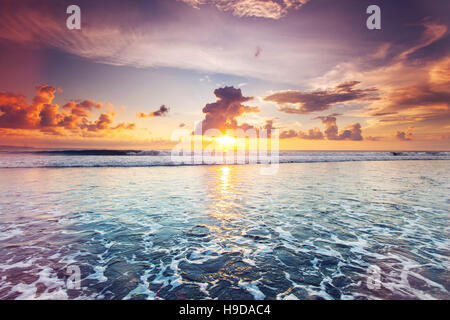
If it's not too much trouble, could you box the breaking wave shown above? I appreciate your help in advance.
[0,150,448,168]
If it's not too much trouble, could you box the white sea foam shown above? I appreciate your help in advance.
[0,151,448,168]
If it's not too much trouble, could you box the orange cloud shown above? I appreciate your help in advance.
[181,0,309,19]
[396,126,414,141]
[316,115,362,141]
[312,21,449,138]
[0,85,135,137]
[399,20,447,60]
[137,105,170,118]
[280,128,324,140]
[279,115,361,141]
[264,81,378,114]
[198,86,259,134]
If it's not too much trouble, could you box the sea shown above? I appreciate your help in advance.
[0,149,448,299]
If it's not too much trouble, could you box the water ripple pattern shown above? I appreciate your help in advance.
[0,160,448,299]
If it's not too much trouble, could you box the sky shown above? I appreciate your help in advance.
[0,0,449,150]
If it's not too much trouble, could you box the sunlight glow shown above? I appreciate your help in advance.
[215,135,236,147]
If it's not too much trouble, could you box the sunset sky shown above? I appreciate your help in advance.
[0,0,449,150]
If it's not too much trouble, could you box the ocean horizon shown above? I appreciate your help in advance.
[0,149,449,168]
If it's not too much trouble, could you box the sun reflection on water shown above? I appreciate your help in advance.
[220,166,230,192]
[205,165,244,230]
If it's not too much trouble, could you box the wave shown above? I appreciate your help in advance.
[2,148,448,157]
[0,150,449,168]
[24,149,450,157]
[1,149,170,156]
[34,149,151,156]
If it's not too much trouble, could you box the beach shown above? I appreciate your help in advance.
[0,158,448,299]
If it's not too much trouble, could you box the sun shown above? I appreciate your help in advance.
[215,135,236,147]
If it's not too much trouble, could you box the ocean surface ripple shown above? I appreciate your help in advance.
[0,160,449,300]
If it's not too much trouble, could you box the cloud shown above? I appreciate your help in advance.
[280,127,324,139]
[198,86,259,134]
[372,82,450,112]
[263,119,275,130]
[314,21,448,89]
[369,57,450,127]
[83,112,114,132]
[399,20,447,60]
[299,127,324,140]
[396,126,414,141]
[112,122,136,130]
[367,75,450,130]
[315,115,363,141]
[264,81,378,114]
[0,85,135,136]
[1,2,447,92]
[365,136,382,141]
[396,131,412,141]
[261,119,277,137]
[137,105,170,118]
[279,129,298,139]
[311,21,449,135]
[279,115,362,140]
[0,1,325,86]
[180,0,309,19]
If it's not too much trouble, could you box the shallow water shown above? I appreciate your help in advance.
[0,160,449,299]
